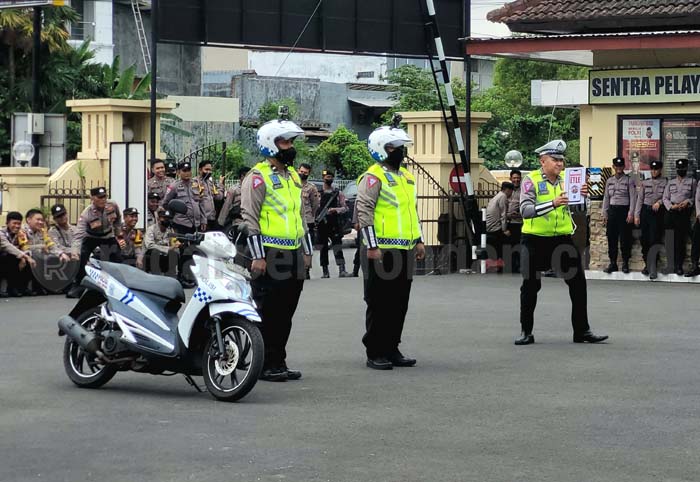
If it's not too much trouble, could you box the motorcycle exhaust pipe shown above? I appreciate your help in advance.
[57,316,101,354]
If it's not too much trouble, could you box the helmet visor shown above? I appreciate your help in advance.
[276,131,305,142]
[386,139,412,148]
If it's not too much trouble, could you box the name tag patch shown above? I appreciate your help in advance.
[537,181,549,195]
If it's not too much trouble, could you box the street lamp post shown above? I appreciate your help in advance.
[31,6,42,167]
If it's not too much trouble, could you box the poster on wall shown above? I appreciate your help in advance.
[662,119,700,175]
[621,119,661,178]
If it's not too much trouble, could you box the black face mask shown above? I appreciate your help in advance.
[160,220,171,228]
[324,179,333,186]
[202,172,211,181]
[678,169,688,177]
[299,173,309,181]
[275,147,297,166]
[386,147,405,169]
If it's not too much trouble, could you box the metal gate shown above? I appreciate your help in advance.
[41,180,107,224]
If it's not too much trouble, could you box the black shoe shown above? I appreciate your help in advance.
[281,363,302,380]
[7,288,23,298]
[388,350,416,367]
[180,279,196,289]
[304,269,311,280]
[260,367,288,382]
[65,286,83,299]
[649,272,658,280]
[542,269,556,278]
[366,357,393,370]
[32,287,48,296]
[338,269,353,278]
[684,267,700,277]
[321,267,330,279]
[642,266,649,276]
[573,330,609,343]
[603,263,618,274]
[514,332,534,345]
[621,262,630,274]
[351,269,360,277]
[675,269,684,276]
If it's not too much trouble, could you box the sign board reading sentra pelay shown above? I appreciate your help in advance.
[590,68,700,105]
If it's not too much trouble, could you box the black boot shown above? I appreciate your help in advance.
[321,266,330,279]
[621,260,630,274]
[351,266,360,277]
[603,263,618,274]
[641,265,649,276]
[684,265,700,277]
[514,332,534,345]
[338,263,352,278]
[305,268,311,280]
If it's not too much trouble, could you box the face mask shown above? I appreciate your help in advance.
[202,172,211,181]
[299,173,309,181]
[386,147,405,169]
[678,169,687,177]
[324,179,333,186]
[275,147,297,166]
[160,220,171,228]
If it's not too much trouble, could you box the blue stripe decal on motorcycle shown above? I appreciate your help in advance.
[119,292,130,303]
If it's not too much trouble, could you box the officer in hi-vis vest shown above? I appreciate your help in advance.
[515,140,608,346]
[356,118,425,370]
[241,109,313,383]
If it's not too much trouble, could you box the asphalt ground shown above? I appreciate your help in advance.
[1,254,699,482]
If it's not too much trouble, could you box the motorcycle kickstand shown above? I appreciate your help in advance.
[183,374,203,393]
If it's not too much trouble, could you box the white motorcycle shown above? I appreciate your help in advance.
[58,202,264,402]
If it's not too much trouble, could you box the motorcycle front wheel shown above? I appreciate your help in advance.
[62,307,117,389]
[202,317,264,402]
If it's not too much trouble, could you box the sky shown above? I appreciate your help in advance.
[470,1,512,38]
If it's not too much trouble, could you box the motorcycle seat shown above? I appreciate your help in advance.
[99,261,186,302]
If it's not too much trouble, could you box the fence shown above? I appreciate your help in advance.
[40,180,106,224]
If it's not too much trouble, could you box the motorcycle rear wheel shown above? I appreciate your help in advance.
[62,307,117,389]
[202,318,264,402]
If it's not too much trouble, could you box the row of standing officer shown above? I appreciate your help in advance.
[603,157,700,278]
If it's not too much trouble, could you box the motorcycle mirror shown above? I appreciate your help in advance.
[167,199,188,215]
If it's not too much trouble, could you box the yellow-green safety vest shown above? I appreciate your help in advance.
[522,169,574,237]
[359,163,422,250]
[255,161,305,250]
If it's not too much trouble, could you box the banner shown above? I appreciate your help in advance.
[621,119,660,174]
[662,119,700,175]
[590,68,700,104]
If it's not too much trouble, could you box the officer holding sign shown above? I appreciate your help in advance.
[515,140,608,346]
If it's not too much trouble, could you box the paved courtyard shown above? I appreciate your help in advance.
[1,266,699,482]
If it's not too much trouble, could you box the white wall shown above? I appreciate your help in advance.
[67,0,113,65]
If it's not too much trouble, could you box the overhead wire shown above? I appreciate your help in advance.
[274,0,324,77]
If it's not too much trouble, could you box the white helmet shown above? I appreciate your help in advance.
[367,126,413,162]
[256,120,305,157]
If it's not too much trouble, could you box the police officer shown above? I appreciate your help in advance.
[485,181,514,267]
[663,158,696,276]
[162,161,206,234]
[147,159,175,200]
[118,207,144,268]
[602,157,636,274]
[0,212,35,297]
[241,115,313,382]
[686,172,700,277]
[48,204,79,293]
[144,209,179,276]
[506,168,523,273]
[23,208,70,295]
[146,192,161,227]
[317,169,351,278]
[68,187,122,298]
[197,160,225,231]
[297,163,319,279]
[165,160,177,179]
[217,166,251,229]
[357,122,425,370]
[634,160,667,279]
[515,140,608,346]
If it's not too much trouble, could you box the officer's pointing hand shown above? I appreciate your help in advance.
[553,193,569,208]
[251,258,267,276]
[415,243,426,261]
[367,247,382,260]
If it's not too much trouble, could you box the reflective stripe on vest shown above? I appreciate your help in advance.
[521,169,574,237]
[360,163,422,250]
[255,161,305,250]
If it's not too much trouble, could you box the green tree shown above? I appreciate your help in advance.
[310,125,374,179]
[257,98,299,123]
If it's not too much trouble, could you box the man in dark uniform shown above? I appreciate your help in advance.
[67,187,122,298]
[663,158,696,276]
[634,160,667,279]
[602,157,636,274]
[316,169,351,278]
[515,140,607,346]
[241,115,313,382]
[358,123,425,369]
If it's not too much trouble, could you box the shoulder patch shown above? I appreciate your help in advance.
[367,175,379,189]
[522,178,534,193]
[252,175,264,190]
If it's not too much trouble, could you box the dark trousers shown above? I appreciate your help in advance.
[362,248,414,359]
[640,205,665,273]
[317,221,345,267]
[665,208,691,272]
[519,234,590,336]
[690,219,700,267]
[74,237,122,286]
[0,254,31,292]
[172,223,195,281]
[251,248,305,369]
[353,231,362,274]
[144,248,179,276]
[506,222,522,273]
[606,205,633,264]
[486,229,505,260]
[30,255,78,293]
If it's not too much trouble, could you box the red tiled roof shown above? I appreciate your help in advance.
[488,0,700,25]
